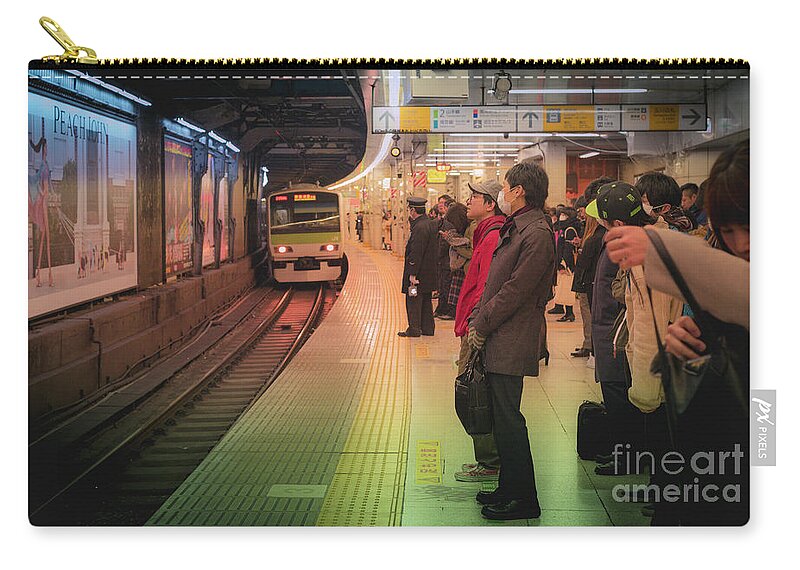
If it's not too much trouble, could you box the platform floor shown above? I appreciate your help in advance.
[147,239,649,527]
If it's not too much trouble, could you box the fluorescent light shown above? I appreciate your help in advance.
[64,70,152,106]
[449,133,552,138]
[329,134,394,190]
[579,151,600,159]
[176,117,205,133]
[208,131,227,144]
[505,88,648,94]
[444,142,529,146]
[226,141,240,153]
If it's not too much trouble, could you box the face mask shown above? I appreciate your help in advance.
[642,203,654,216]
[559,214,568,221]
[497,188,514,215]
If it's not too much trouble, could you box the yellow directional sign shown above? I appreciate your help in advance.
[649,105,680,130]
[427,169,447,183]
[544,105,596,132]
[399,107,430,132]
[373,104,706,133]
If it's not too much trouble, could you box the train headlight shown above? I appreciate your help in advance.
[320,244,338,252]
[275,245,293,254]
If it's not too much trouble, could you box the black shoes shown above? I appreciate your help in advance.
[571,348,591,357]
[595,453,613,464]
[481,500,542,520]
[547,305,565,315]
[595,460,631,476]
[476,490,505,506]
[557,314,576,322]
[436,314,454,321]
[397,329,421,338]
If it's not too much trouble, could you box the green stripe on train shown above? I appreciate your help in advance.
[270,232,341,244]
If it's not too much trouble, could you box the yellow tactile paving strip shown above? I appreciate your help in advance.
[146,242,411,526]
[315,245,411,526]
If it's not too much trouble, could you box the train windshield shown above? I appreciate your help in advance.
[270,192,340,234]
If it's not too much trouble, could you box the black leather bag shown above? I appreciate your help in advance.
[646,231,749,447]
[577,400,609,460]
[454,350,492,435]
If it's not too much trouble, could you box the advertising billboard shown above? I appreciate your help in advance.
[164,137,193,276]
[199,153,215,267]
[28,92,138,318]
[219,174,229,262]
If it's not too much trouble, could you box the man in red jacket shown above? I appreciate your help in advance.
[453,181,507,483]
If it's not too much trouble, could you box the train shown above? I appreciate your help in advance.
[267,184,346,283]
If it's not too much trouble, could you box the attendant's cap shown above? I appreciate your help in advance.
[467,180,502,203]
[408,197,428,207]
[586,181,647,224]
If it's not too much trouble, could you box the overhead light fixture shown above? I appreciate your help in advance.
[226,141,240,153]
[507,88,648,95]
[443,141,530,146]
[64,69,152,106]
[208,131,227,144]
[492,71,512,101]
[579,151,600,159]
[176,117,205,133]
[449,133,553,138]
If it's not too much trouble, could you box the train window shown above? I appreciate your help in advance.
[270,193,340,234]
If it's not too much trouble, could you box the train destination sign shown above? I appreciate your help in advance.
[372,104,707,134]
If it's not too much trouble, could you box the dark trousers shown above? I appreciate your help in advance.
[486,372,538,503]
[405,292,434,335]
[436,268,454,316]
[600,381,645,461]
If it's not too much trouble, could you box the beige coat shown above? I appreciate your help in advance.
[625,221,684,412]
[643,226,749,330]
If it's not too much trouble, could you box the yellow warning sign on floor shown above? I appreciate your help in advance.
[415,440,442,485]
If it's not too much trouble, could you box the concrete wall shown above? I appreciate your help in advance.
[29,254,257,421]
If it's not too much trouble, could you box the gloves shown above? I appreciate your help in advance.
[467,326,486,351]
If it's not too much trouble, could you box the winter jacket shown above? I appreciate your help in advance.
[572,225,607,296]
[454,215,505,337]
[472,208,555,377]
[624,217,683,412]
[554,216,583,271]
[402,215,438,294]
[591,244,629,384]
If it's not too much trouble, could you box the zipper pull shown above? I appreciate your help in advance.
[39,16,98,64]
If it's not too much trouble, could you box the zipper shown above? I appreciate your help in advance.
[36,17,748,70]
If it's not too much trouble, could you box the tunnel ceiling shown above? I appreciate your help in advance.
[107,69,368,191]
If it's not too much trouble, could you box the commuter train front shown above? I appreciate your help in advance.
[267,184,345,283]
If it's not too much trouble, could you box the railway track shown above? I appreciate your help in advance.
[30,283,334,525]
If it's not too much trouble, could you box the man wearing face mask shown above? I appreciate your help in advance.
[399,197,438,338]
[467,162,555,520]
[636,172,695,232]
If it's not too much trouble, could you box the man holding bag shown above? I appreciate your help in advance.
[452,181,506,483]
[468,163,555,520]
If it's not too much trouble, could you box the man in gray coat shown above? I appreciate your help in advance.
[468,162,555,520]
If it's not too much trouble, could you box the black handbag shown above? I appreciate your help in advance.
[646,230,749,448]
[454,349,493,435]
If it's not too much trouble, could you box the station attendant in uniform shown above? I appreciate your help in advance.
[399,197,438,338]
